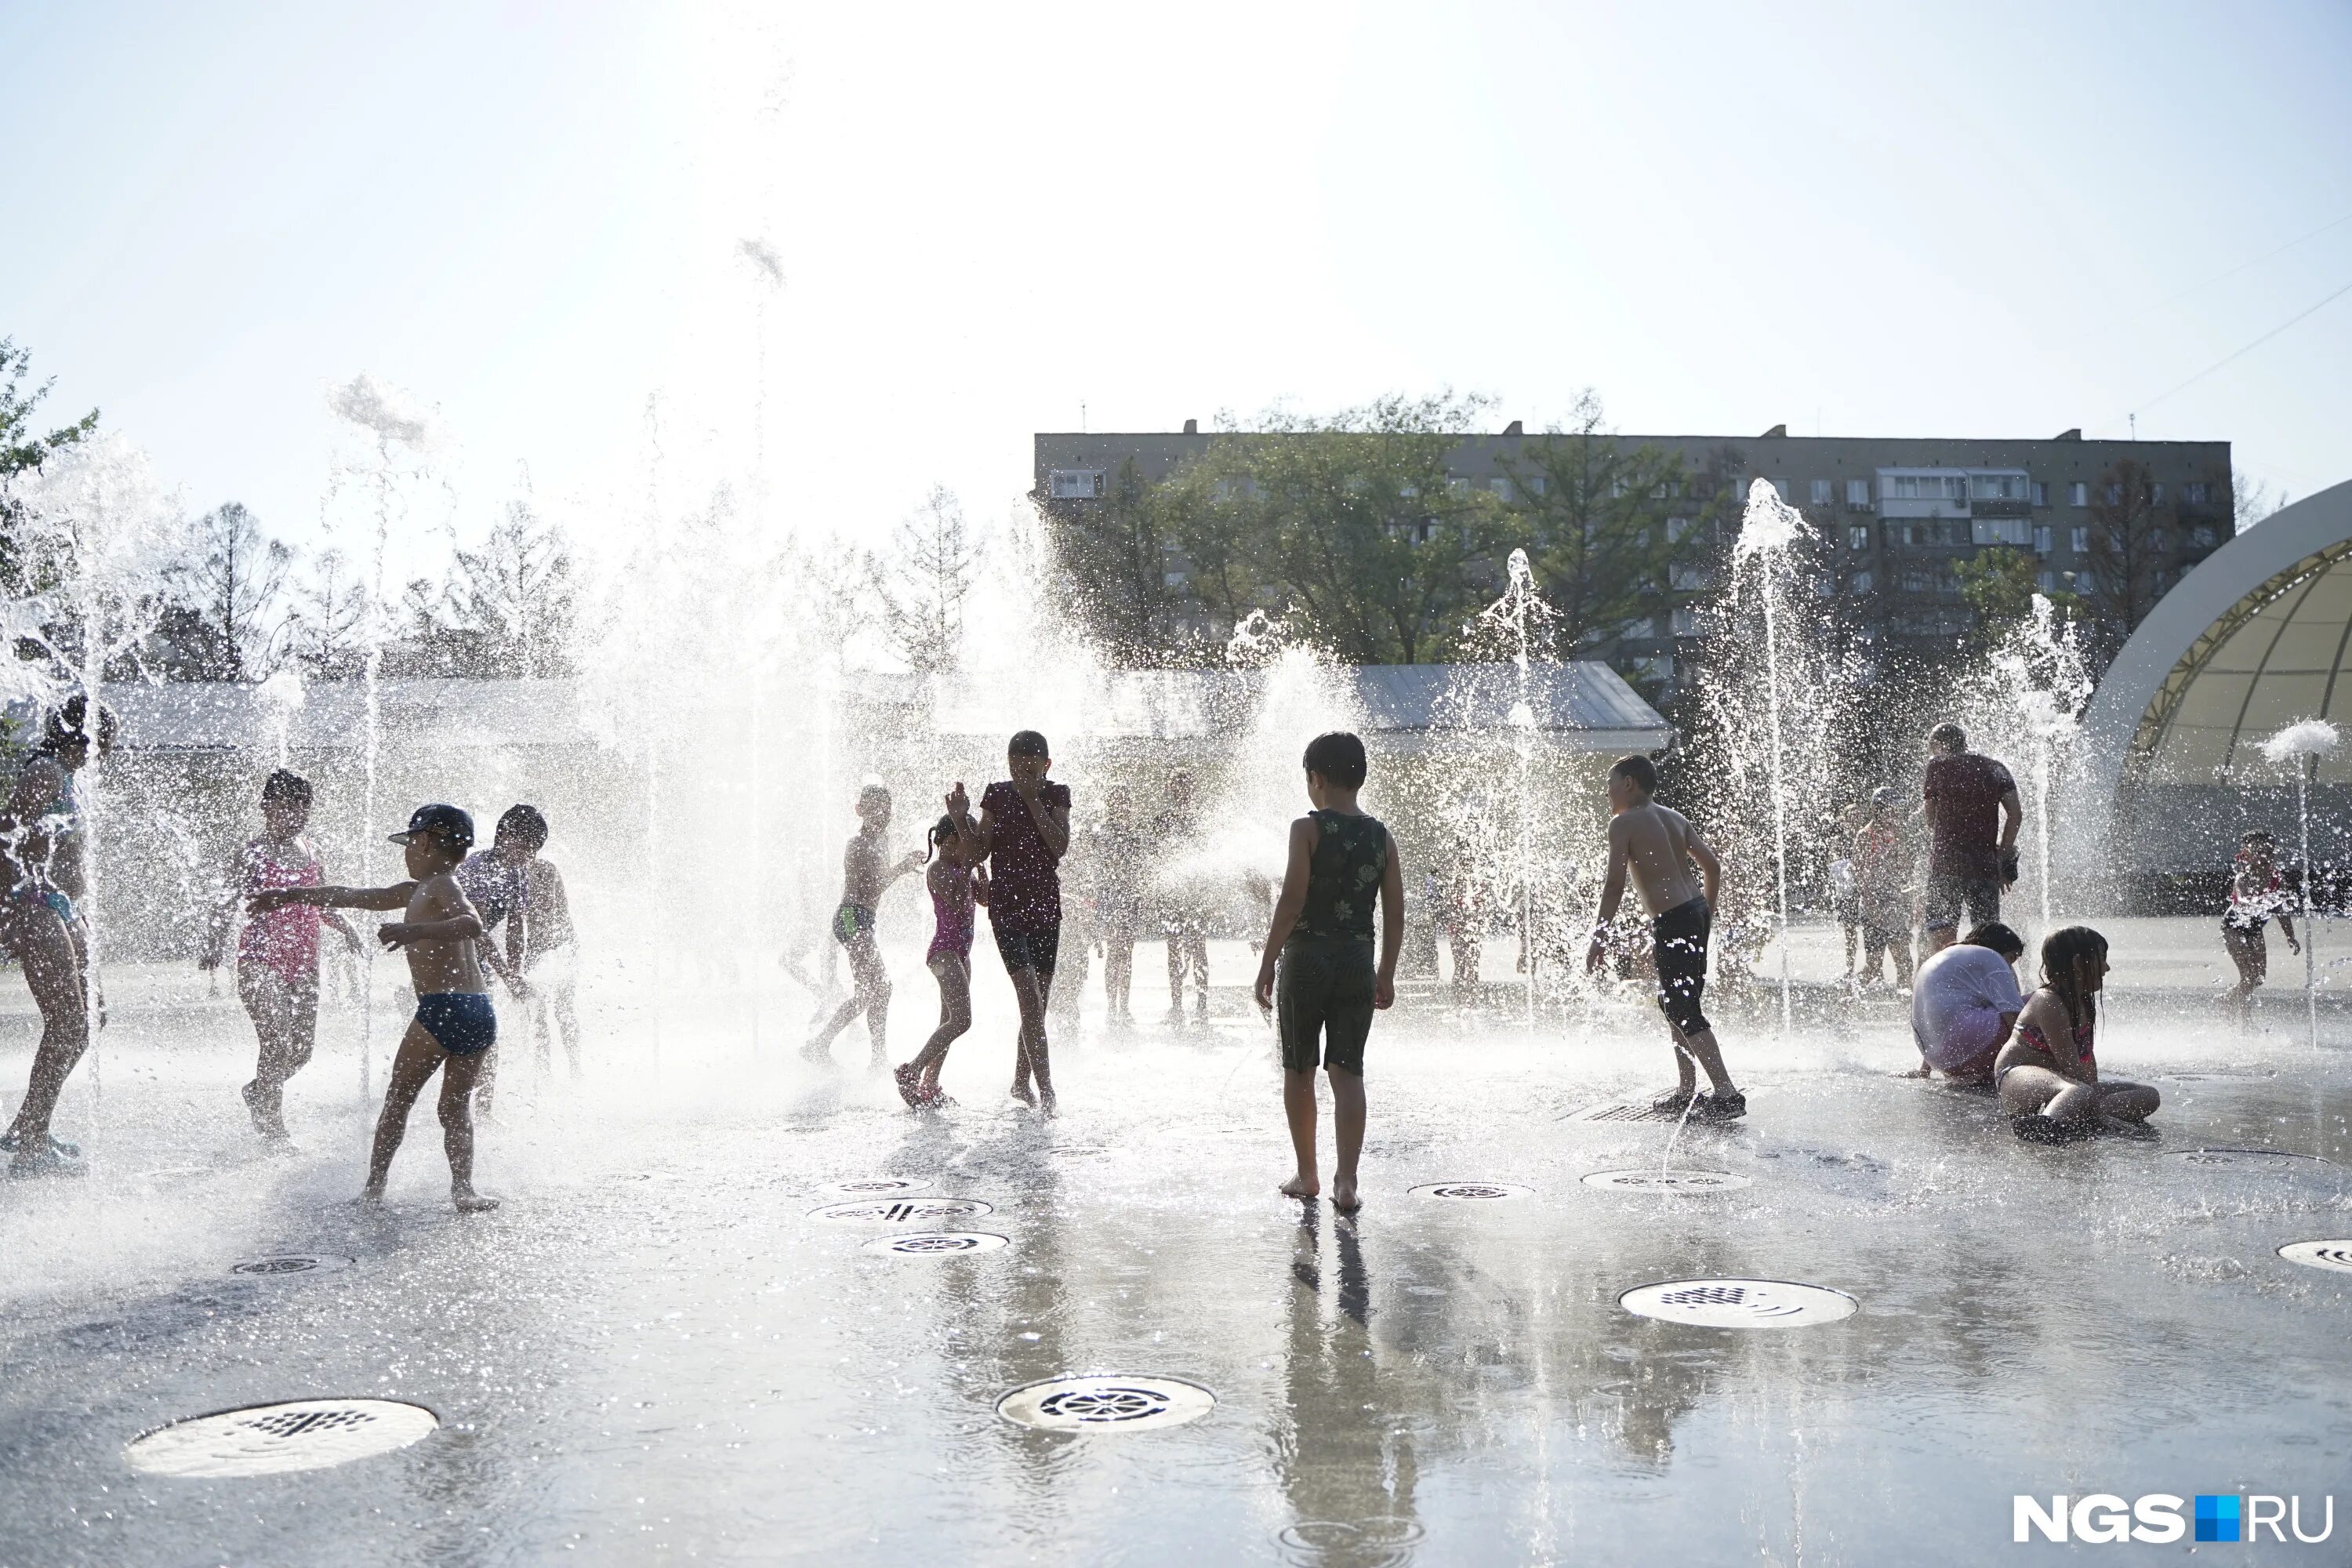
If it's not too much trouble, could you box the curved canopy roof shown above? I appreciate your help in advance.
[2082,477,2352,793]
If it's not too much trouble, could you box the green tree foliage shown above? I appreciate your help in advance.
[1147,394,1513,664]
[1047,458,1189,664]
[0,337,100,592]
[869,485,980,673]
[1499,394,1695,653]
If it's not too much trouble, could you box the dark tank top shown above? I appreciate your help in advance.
[1296,810,1388,942]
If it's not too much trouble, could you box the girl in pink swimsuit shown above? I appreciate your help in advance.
[1991,924,2160,1142]
[893,815,989,1109]
[201,771,359,1138]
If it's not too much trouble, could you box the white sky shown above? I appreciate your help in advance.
[4,1,2348,581]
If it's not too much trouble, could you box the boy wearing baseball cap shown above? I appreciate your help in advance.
[249,802,501,1212]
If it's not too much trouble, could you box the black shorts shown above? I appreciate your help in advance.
[1278,937,1376,1075]
[990,920,1060,980]
[1922,870,1999,934]
[1652,898,1711,1037]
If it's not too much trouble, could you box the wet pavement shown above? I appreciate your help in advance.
[2,938,2349,1566]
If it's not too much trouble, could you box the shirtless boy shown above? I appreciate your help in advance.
[804,782,925,1068]
[1584,755,1745,1120]
[250,803,501,1211]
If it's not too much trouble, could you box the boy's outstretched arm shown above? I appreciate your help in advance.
[1685,823,1722,911]
[1252,817,1315,1014]
[1586,818,1631,973]
[1375,829,1405,1009]
[251,882,415,913]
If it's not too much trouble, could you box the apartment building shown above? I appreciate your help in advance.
[1033,424,2232,685]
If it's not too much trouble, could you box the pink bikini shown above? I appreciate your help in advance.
[237,837,324,986]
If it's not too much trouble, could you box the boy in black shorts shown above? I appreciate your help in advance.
[1585,755,1744,1120]
[1254,731,1405,1214]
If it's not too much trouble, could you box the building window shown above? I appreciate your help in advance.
[2190,524,2216,548]
[2070,481,2088,507]
[2038,570,2057,593]
[1851,570,1874,593]
[1666,517,1693,543]
[1770,477,1791,502]
[1163,570,1186,587]
[1670,608,1701,637]
[2104,484,2124,506]
[2034,524,2053,554]
[2151,483,2165,505]
[2184,481,2211,506]
[2076,569,2098,595]
[1846,478,1871,510]
[1884,473,1969,502]
[1973,518,2031,546]
[1447,477,1471,495]
[1969,472,2029,501]
[1814,573,1835,598]
[1489,477,1514,502]
[1810,479,1833,506]
[2071,525,2089,554]
[1669,563,1711,590]
[1048,469,1105,499]
[2032,481,2049,507]
[1848,524,1870,551]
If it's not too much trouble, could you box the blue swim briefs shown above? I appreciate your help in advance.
[416,991,497,1056]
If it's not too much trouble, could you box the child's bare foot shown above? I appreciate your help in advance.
[892,1063,924,1109]
[452,1189,500,1214]
[1009,1083,1037,1108]
[1037,1090,1057,1118]
[1279,1174,1319,1200]
[1331,1177,1360,1213]
[358,1183,386,1204]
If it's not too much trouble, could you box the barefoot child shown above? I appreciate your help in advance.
[200,769,361,1139]
[1584,754,1745,1120]
[804,783,926,1068]
[950,731,1071,1114]
[1254,732,1403,1214]
[250,804,501,1210]
[894,815,989,1107]
[2223,830,2298,1014]
[1994,924,2161,1141]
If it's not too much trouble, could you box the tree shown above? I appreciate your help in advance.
[2083,459,2178,659]
[2234,474,2287,535]
[446,500,576,677]
[1038,458,1188,664]
[1953,546,2038,636]
[1499,393,1693,655]
[283,548,371,678]
[870,485,979,673]
[1162,393,1511,664]
[173,501,292,680]
[0,337,101,593]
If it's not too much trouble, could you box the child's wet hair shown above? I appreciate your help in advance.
[928,814,960,858]
[1610,754,1659,796]
[1963,921,2024,960]
[41,694,119,756]
[2038,924,2109,1033]
[498,803,550,850]
[1008,730,1050,759]
[1301,731,1368,789]
[261,768,313,807]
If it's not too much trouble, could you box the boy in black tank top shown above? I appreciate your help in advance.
[1254,731,1406,1214]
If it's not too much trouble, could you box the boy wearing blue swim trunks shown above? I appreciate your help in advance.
[252,803,502,1212]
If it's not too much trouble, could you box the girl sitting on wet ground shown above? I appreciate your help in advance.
[894,814,988,1109]
[1994,924,2161,1142]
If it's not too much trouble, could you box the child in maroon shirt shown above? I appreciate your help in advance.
[949,731,1071,1115]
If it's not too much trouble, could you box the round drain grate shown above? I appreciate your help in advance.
[1408,1181,1531,1201]
[1620,1278,1857,1329]
[2169,1147,2335,1169]
[814,1177,931,1196]
[228,1254,352,1278]
[1582,1169,1751,1192]
[807,1196,993,1225]
[2278,1240,2352,1274]
[863,1231,1009,1257]
[124,1399,437,1478]
[996,1374,1216,1433]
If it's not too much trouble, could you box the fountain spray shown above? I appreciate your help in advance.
[1729,481,1812,1036]
[327,375,434,1101]
[2261,719,2339,1051]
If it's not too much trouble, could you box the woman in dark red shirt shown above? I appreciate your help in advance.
[949,730,1071,1116]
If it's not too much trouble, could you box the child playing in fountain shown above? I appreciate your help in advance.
[806,782,927,1069]
[1994,924,2160,1142]
[200,769,363,1140]
[1254,731,1404,1214]
[950,731,1071,1114]
[1584,755,1745,1120]
[2223,830,2298,1014]
[249,804,502,1211]
[893,815,989,1108]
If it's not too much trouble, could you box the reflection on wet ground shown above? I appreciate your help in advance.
[2,967,2348,1565]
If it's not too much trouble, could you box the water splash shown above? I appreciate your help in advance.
[2261,718,2339,1051]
